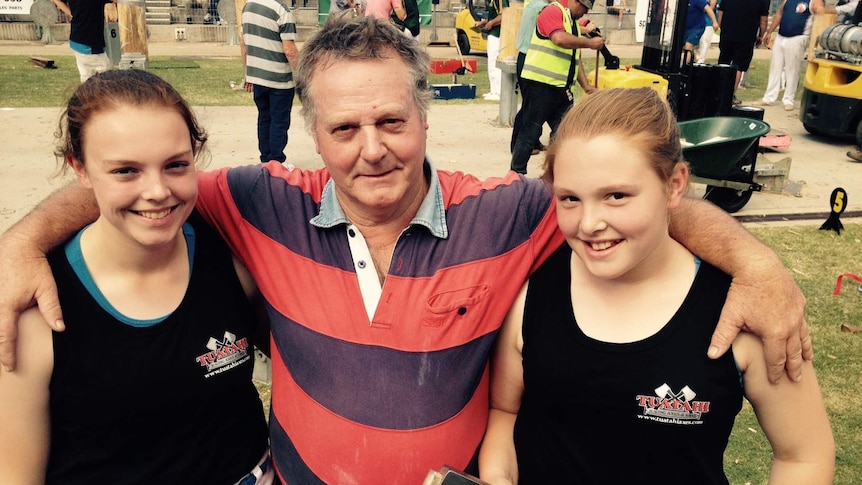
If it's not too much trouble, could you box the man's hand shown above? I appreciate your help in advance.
[708,259,812,384]
[0,233,64,372]
[587,36,605,51]
[243,80,254,93]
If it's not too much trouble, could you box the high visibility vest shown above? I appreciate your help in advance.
[521,2,581,92]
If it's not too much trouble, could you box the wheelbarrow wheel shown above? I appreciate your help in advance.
[703,169,753,213]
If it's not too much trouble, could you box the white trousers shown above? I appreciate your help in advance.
[762,34,808,107]
[74,52,112,83]
[487,34,502,96]
[695,27,714,64]
[401,26,419,43]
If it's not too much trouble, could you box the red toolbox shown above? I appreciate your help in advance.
[430,59,477,75]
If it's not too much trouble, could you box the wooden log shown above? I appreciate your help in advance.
[118,0,149,58]
[29,56,56,69]
[499,2,523,62]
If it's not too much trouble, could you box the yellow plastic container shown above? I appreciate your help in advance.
[589,67,669,98]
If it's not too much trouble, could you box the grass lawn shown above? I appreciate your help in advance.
[0,54,789,108]
[3,51,857,484]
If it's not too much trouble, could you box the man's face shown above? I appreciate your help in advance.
[570,1,587,18]
[309,53,430,223]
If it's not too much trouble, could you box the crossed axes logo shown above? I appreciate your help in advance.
[638,383,710,420]
[655,383,696,402]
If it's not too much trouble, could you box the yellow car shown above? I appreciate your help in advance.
[454,0,490,55]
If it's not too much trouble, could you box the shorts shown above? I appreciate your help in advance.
[717,39,756,72]
[684,27,705,46]
[73,52,111,83]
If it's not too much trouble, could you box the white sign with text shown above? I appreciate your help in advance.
[1,0,36,15]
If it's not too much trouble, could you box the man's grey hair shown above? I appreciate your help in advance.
[295,15,432,132]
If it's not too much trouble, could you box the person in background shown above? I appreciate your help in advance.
[330,0,360,17]
[607,0,626,28]
[695,0,720,63]
[474,0,509,101]
[480,87,835,485]
[50,0,115,82]
[364,0,406,21]
[685,0,718,58]
[811,0,860,20]
[511,0,550,156]
[512,11,596,156]
[241,0,299,164]
[753,0,812,112]
[0,16,815,485]
[0,69,272,484]
[510,0,603,175]
[392,0,420,42]
[716,0,769,105]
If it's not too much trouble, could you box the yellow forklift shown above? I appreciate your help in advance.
[455,0,489,54]
[799,7,862,149]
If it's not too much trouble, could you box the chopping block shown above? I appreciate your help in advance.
[430,59,478,74]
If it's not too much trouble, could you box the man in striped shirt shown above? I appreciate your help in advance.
[241,0,299,163]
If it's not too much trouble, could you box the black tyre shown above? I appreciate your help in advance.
[703,168,754,213]
[856,118,862,149]
[803,121,823,137]
[457,31,471,56]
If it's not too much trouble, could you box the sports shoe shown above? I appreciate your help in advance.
[783,104,794,111]
[483,93,500,101]
[751,100,774,107]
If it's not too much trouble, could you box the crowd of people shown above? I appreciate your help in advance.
[0,5,842,485]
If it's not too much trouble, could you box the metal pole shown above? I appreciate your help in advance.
[430,3,439,42]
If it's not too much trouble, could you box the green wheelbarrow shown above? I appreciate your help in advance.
[679,116,771,213]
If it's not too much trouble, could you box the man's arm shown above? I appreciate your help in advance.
[51,0,72,17]
[0,183,97,371]
[669,197,811,384]
[283,39,299,71]
[705,5,718,30]
[549,29,604,51]
[240,30,254,93]
[757,14,768,46]
[576,60,596,94]
[761,2,784,47]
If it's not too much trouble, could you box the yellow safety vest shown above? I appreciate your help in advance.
[521,2,582,92]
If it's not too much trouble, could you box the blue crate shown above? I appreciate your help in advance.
[431,84,477,100]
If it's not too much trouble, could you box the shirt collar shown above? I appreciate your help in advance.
[310,157,449,239]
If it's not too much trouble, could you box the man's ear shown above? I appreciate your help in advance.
[667,162,690,210]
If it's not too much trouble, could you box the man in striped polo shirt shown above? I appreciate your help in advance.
[0,15,814,485]
[242,0,299,164]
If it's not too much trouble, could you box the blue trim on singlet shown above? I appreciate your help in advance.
[69,40,105,55]
[64,223,196,327]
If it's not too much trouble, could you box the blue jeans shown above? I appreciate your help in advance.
[253,85,295,163]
